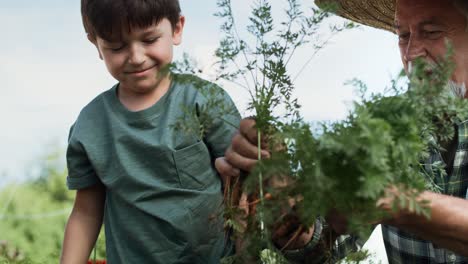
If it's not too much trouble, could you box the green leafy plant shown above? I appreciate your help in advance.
[0,151,106,263]
[211,0,360,262]
[205,1,468,263]
[169,1,468,262]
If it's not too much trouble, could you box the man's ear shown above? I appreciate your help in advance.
[87,33,103,60]
[172,16,185,46]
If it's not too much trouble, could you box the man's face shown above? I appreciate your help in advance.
[395,0,468,89]
[93,17,184,95]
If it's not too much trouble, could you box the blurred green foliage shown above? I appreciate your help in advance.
[0,151,106,263]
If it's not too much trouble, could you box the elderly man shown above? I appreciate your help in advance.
[216,0,468,262]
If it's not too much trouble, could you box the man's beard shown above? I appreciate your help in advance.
[446,80,466,98]
[408,61,466,98]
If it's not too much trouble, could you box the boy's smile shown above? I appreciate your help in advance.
[92,17,184,109]
[125,65,158,77]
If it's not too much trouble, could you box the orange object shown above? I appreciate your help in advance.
[87,260,106,264]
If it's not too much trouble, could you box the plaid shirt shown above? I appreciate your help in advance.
[295,121,468,264]
[381,120,468,263]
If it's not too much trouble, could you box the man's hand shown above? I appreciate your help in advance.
[272,213,315,250]
[326,208,349,235]
[375,186,468,255]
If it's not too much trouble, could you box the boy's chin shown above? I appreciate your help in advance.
[123,78,168,95]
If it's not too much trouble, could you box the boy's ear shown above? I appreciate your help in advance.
[87,34,104,60]
[96,47,103,60]
[172,16,185,46]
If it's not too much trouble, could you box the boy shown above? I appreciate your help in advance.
[60,0,240,263]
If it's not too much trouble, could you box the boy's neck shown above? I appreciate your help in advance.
[117,74,172,112]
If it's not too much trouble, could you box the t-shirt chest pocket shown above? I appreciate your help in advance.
[173,141,216,190]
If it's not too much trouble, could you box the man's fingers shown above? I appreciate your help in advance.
[272,214,300,238]
[270,212,316,250]
[326,208,349,235]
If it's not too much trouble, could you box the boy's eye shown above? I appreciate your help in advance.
[109,45,125,52]
[105,43,125,52]
[143,37,159,44]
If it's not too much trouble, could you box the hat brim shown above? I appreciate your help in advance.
[315,0,396,33]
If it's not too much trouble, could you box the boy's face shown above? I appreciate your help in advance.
[92,17,184,95]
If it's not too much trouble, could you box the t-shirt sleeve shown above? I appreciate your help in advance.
[199,85,241,158]
[66,124,101,190]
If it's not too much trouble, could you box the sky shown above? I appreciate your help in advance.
[0,0,403,261]
[0,0,402,182]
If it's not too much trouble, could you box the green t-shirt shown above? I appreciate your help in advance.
[66,74,240,264]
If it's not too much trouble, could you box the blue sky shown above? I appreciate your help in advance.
[0,0,402,181]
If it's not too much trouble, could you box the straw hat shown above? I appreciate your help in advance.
[315,0,396,32]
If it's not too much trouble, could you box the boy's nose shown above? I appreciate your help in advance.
[128,45,146,65]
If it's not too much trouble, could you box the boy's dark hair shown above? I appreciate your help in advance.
[81,0,181,41]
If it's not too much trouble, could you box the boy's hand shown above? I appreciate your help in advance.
[225,118,270,172]
[215,117,270,185]
[219,117,319,251]
[215,157,240,185]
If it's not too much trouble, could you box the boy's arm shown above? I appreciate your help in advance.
[60,183,105,264]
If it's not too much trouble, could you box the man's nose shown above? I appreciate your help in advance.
[128,44,146,65]
[404,36,427,63]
